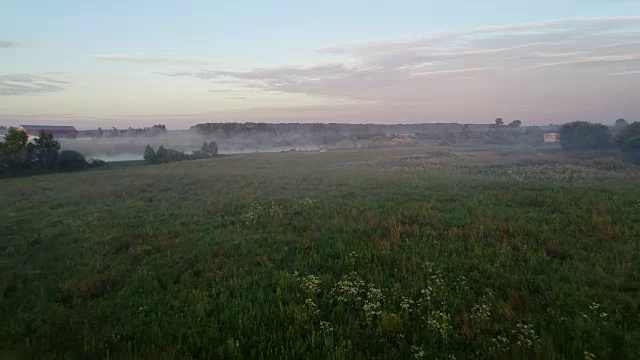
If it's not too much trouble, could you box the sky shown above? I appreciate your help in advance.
[1,0,640,129]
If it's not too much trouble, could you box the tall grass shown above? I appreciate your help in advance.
[1,149,639,358]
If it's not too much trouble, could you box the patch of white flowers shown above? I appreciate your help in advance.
[512,323,538,348]
[419,262,446,305]
[471,304,491,324]
[300,275,321,296]
[400,297,414,313]
[242,203,263,225]
[584,351,596,360]
[425,308,453,340]
[582,302,608,325]
[304,298,320,317]
[411,345,425,359]
[490,333,510,355]
[330,272,365,303]
[363,284,384,323]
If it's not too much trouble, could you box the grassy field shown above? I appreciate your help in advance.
[1,146,639,359]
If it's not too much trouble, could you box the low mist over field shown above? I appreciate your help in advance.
[54,121,549,162]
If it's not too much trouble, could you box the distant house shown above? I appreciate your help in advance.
[18,125,79,138]
[544,132,560,143]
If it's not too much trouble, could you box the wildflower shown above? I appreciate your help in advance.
[512,323,538,348]
[411,345,425,359]
[242,203,263,225]
[471,304,491,323]
[363,284,384,323]
[303,298,320,317]
[490,333,510,354]
[426,309,453,340]
[269,201,283,217]
[330,272,365,303]
[400,297,414,313]
[300,275,321,296]
[319,321,333,333]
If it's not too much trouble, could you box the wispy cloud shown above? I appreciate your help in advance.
[0,74,70,96]
[413,67,494,76]
[92,52,214,65]
[0,41,21,48]
[155,16,640,121]
[532,54,640,67]
[610,70,640,75]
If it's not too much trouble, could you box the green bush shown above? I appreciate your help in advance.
[57,150,87,171]
[87,158,108,168]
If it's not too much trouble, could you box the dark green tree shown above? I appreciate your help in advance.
[559,121,612,150]
[143,145,156,163]
[615,118,628,128]
[155,145,167,163]
[615,121,640,151]
[34,131,60,172]
[0,127,35,173]
[201,141,219,157]
[508,120,522,128]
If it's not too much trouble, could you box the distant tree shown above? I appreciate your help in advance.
[148,124,167,137]
[96,127,104,138]
[34,131,60,172]
[495,118,504,126]
[508,120,522,128]
[615,118,628,127]
[615,121,640,151]
[57,150,87,171]
[559,121,612,150]
[0,127,35,173]
[155,145,167,163]
[143,145,156,163]
[201,141,219,157]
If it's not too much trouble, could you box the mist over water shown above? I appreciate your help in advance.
[58,130,326,162]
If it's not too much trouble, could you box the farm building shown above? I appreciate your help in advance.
[544,132,560,143]
[18,125,78,138]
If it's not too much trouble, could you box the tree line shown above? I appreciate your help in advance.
[559,120,640,151]
[143,141,219,164]
[81,124,168,139]
[0,128,104,177]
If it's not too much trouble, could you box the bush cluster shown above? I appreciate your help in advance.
[143,141,219,164]
[0,128,101,176]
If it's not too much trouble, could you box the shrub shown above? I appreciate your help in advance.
[143,145,156,163]
[57,150,87,171]
[87,158,108,168]
[147,145,194,164]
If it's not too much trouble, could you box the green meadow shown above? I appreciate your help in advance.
[1,146,639,359]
